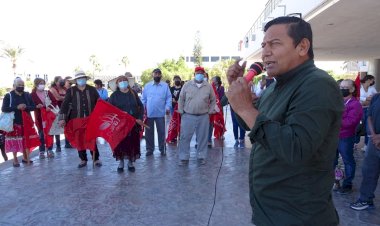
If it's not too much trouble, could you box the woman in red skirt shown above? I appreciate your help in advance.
[2,78,36,167]
[109,76,144,172]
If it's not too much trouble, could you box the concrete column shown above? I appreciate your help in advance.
[368,59,380,91]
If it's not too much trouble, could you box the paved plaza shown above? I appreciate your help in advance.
[0,107,379,226]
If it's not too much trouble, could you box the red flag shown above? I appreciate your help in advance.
[64,117,93,151]
[21,111,41,152]
[85,99,137,151]
[355,72,361,98]
[210,84,226,139]
[40,108,55,148]
[166,104,181,143]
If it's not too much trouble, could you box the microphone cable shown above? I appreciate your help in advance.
[207,103,229,226]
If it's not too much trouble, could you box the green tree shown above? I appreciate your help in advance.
[1,46,24,76]
[121,56,129,70]
[140,57,193,86]
[193,30,202,66]
[208,59,235,89]
[89,54,102,79]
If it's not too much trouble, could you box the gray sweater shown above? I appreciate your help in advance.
[177,80,216,115]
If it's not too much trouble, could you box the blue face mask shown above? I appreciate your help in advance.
[195,73,204,82]
[118,81,129,89]
[76,78,87,86]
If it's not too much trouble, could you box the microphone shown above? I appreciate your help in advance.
[244,62,264,82]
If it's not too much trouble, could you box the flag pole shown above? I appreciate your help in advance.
[25,148,30,164]
[92,145,95,168]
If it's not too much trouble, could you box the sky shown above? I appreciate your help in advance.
[0,0,269,79]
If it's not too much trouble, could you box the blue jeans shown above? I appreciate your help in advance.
[359,141,380,202]
[363,108,369,145]
[231,108,245,140]
[334,136,356,188]
[208,122,213,142]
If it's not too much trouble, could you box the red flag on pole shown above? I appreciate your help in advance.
[85,99,137,151]
[210,84,226,139]
[40,108,55,148]
[166,104,181,143]
[355,72,361,98]
[21,111,40,152]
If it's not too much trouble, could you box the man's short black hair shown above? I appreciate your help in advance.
[264,16,314,59]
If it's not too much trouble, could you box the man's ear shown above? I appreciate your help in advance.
[296,38,310,57]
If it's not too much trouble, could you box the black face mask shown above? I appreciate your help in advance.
[174,81,181,86]
[370,82,375,86]
[16,86,24,93]
[341,89,350,97]
[154,77,161,83]
[59,81,65,87]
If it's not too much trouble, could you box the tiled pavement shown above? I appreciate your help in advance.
[0,107,379,226]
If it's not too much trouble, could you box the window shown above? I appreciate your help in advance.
[211,56,220,62]
[221,56,230,60]
[202,56,209,62]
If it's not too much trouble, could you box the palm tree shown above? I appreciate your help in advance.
[89,54,102,79]
[121,56,129,70]
[1,46,24,76]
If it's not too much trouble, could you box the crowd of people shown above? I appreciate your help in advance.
[0,15,379,225]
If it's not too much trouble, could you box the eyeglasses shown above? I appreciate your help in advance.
[287,13,302,19]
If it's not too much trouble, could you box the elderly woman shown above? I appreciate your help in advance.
[334,79,363,194]
[109,76,144,172]
[1,78,35,167]
[31,78,57,159]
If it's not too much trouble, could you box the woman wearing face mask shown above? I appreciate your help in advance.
[31,78,57,159]
[333,79,363,194]
[109,76,144,172]
[359,75,378,151]
[49,76,67,151]
[2,78,36,167]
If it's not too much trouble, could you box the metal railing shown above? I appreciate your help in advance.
[240,0,283,49]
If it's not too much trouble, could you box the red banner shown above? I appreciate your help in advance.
[85,99,137,151]
[21,111,41,152]
[210,84,226,139]
[354,72,361,98]
[64,117,92,151]
[166,104,181,143]
[40,108,55,148]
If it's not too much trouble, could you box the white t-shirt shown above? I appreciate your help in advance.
[360,85,377,102]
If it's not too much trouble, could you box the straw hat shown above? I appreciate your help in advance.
[108,75,135,91]
[69,70,90,82]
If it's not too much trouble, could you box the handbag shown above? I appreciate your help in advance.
[0,93,15,132]
[355,121,366,137]
[48,105,64,135]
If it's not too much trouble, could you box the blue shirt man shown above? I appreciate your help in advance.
[141,68,172,156]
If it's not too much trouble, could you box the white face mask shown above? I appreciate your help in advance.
[37,84,45,91]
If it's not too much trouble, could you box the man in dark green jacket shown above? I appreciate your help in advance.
[226,16,343,226]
